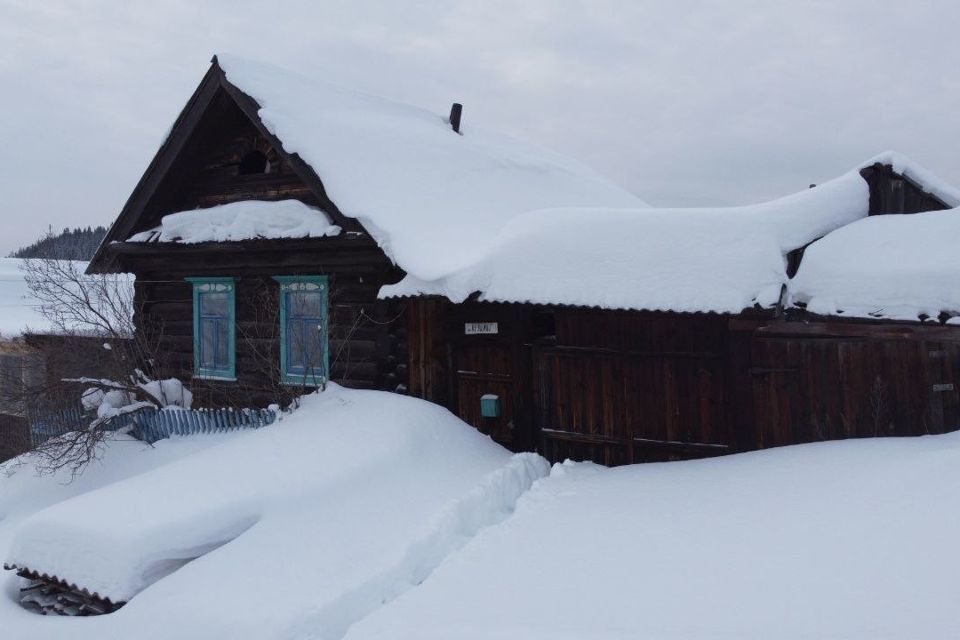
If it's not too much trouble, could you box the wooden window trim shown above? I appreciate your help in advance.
[186,277,237,381]
[272,276,329,387]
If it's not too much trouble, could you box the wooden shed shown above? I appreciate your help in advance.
[400,159,960,464]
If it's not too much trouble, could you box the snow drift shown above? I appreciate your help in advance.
[3,385,548,639]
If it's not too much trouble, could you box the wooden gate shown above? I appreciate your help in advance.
[532,345,730,465]
[750,331,960,447]
[442,304,537,451]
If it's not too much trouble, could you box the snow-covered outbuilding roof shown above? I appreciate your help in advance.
[383,163,867,313]
[383,153,960,316]
[213,55,647,280]
[790,208,960,322]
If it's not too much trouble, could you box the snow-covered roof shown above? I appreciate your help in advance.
[127,199,341,244]
[384,153,960,316]
[383,164,869,314]
[790,208,960,321]
[215,54,648,280]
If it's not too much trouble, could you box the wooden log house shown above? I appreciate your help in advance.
[89,55,960,465]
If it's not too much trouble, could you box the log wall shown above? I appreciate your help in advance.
[124,239,406,408]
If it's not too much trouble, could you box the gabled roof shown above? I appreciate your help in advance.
[89,55,647,277]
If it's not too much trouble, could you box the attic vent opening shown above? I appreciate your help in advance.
[238,150,269,175]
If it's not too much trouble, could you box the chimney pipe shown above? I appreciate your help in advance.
[449,103,463,134]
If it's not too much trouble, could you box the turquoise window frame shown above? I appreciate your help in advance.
[273,276,329,386]
[186,277,236,381]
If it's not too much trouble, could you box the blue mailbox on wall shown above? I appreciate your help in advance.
[480,394,501,418]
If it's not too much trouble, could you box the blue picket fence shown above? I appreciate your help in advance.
[131,407,277,444]
[29,406,277,447]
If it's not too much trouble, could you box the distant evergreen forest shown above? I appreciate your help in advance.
[8,226,108,261]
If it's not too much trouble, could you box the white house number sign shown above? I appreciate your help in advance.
[464,322,499,335]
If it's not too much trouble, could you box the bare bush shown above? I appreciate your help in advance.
[0,259,172,475]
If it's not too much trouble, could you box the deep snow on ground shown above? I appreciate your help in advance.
[0,432,237,570]
[346,434,960,640]
[3,388,959,639]
[0,385,547,640]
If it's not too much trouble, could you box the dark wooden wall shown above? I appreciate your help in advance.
[533,310,732,464]
[421,302,538,451]
[137,89,321,232]
[407,300,960,466]
[105,83,408,408]
[860,163,951,216]
[0,413,28,462]
[123,239,406,408]
[750,322,960,447]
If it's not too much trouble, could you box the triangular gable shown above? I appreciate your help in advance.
[88,56,360,273]
[859,162,955,216]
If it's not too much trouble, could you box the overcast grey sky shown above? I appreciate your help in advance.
[1,0,957,255]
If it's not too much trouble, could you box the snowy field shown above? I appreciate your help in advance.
[0,258,57,337]
[349,434,960,640]
[2,387,959,639]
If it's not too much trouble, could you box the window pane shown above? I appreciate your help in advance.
[290,291,322,318]
[216,320,230,368]
[200,292,229,316]
[288,320,305,369]
[305,321,323,371]
[200,319,216,368]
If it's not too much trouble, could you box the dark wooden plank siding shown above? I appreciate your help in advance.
[534,310,732,464]
[860,163,952,215]
[406,298,448,405]
[751,324,960,448]
[534,346,729,465]
[433,303,534,450]
[409,303,960,467]
[0,413,29,462]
